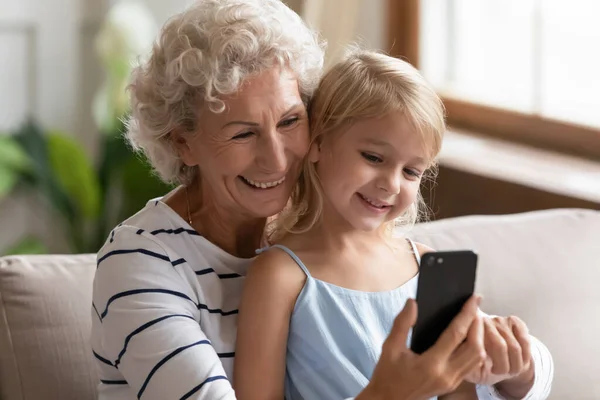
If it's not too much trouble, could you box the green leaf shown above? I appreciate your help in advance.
[0,165,18,198]
[120,154,172,220]
[0,135,31,172]
[4,237,48,255]
[47,132,102,219]
[13,119,77,224]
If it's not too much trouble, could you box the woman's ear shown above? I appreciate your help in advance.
[171,127,197,167]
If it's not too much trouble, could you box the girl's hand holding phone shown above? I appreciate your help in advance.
[357,295,486,400]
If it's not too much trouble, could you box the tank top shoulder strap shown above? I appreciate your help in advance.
[255,244,312,277]
[406,238,421,267]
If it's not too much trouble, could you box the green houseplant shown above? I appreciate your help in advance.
[0,0,172,255]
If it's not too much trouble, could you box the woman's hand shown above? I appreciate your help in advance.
[356,296,486,400]
[465,316,535,399]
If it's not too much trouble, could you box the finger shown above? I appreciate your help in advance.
[429,295,481,359]
[451,344,486,384]
[385,298,417,352]
[449,314,485,374]
[485,318,510,375]
[495,318,523,375]
[510,316,532,369]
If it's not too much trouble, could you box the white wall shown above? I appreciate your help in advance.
[356,0,386,50]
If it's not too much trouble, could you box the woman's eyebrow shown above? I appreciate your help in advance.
[221,104,304,129]
[280,103,304,118]
[221,120,259,129]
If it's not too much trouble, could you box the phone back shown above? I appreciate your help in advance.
[410,250,478,354]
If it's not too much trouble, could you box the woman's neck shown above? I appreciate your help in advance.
[195,208,266,259]
[185,184,267,259]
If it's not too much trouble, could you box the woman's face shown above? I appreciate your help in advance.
[178,68,309,220]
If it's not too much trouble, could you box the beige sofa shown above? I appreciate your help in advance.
[0,208,598,400]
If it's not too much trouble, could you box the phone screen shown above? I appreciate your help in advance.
[410,250,478,354]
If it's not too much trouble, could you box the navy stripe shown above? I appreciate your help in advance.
[93,302,102,321]
[195,268,242,279]
[136,229,144,235]
[198,303,238,316]
[109,230,115,243]
[100,289,195,320]
[217,352,235,358]
[180,376,229,400]
[115,314,196,367]
[93,350,114,367]
[101,379,127,385]
[172,258,186,266]
[137,340,212,398]
[150,227,200,236]
[97,249,169,267]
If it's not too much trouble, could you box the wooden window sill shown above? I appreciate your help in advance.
[438,130,600,205]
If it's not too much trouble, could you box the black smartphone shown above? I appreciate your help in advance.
[410,250,478,354]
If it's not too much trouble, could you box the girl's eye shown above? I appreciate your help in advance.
[361,152,383,163]
[404,168,422,178]
[279,117,299,128]
[232,131,254,140]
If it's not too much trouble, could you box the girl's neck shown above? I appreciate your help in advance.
[304,203,388,253]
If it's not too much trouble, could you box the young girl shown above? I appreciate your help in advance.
[233,50,519,400]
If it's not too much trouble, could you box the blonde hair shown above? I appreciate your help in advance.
[273,49,445,240]
[125,0,325,185]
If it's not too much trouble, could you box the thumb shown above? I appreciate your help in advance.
[388,298,417,350]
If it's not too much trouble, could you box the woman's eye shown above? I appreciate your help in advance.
[361,152,382,163]
[279,117,299,128]
[232,131,254,140]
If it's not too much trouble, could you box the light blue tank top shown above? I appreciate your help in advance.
[256,240,424,400]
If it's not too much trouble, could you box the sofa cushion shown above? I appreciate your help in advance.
[0,254,98,400]
[411,208,600,400]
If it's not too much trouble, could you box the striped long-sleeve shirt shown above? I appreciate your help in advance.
[91,199,553,400]
[91,200,250,399]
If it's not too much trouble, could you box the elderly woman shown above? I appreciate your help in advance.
[91,1,552,399]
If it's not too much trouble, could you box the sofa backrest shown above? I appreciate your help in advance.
[0,254,98,400]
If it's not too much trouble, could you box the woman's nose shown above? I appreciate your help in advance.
[257,134,287,173]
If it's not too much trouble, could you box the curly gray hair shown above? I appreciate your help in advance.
[125,0,326,185]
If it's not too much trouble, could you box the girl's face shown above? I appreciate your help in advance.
[310,113,430,232]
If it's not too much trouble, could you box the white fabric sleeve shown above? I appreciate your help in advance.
[93,228,237,400]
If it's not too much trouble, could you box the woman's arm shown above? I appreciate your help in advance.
[92,227,235,400]
[440,382,478,400]
[234,248,306,400]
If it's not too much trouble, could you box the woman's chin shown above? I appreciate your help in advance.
[236,178,292,218]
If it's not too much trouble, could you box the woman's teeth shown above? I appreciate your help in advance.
[242,176,285,189]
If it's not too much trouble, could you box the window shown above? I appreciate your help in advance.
[388,0,600,159]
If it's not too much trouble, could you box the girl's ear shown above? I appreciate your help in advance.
[171,127,197,167]
[308,134,323,163]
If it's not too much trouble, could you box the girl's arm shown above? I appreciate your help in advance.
[234,248,307,400]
